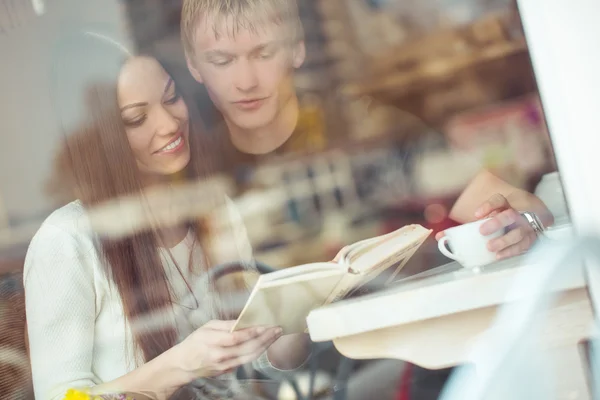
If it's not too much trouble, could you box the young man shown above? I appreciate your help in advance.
[182,0,305,156]
[181,0,552,256]
[180,0,554,393]
[181,0,311,377]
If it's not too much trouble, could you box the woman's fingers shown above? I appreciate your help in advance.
[214,327,282,371]
[230,327,281,358]
[221,332,281,371]
[210,327,281,360]
[202,320,276,347]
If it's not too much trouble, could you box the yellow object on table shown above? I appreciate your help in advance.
[64,389,91,400]
[64,388,138,400]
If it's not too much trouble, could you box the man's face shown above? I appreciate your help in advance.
[187,19,305,132]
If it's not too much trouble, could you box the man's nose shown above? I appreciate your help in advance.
[233,60,259,92]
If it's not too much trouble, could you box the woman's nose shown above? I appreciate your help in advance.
[154,106,179,136]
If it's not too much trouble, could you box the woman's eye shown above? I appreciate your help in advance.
[164,92,181,105]
[123,116,146,127]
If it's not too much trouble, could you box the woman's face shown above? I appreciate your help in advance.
[118,56,191,177]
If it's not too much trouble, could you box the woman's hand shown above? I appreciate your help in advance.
[436,193,537,260]
[86,321,281,400]
[173,320,282,379]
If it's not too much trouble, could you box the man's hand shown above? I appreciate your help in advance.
[436,193,538,260]
[476,193,537,259]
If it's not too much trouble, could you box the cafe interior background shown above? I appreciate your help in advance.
[0,0,582,398]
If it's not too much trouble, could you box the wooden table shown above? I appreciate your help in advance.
[306,254,594,399]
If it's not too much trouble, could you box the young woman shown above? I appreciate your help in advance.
[24,31,309,400]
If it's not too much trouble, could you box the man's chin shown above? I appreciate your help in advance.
[227,118,274,133]
[222,105,274,128]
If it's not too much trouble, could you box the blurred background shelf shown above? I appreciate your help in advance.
[339,11,534,127]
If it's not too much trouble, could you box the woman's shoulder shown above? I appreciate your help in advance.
[26,200,96,261]
[23,202,103,318]
[39,200,91,236]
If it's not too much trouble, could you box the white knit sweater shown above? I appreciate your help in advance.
[23,201,280,400]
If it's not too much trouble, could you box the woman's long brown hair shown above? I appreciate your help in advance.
[46,31,239,386]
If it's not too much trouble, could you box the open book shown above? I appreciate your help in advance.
[232,224,432,334]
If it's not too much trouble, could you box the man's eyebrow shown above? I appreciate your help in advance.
[203,50,235,59]
[203,42,280,59]
[250,41,278,52]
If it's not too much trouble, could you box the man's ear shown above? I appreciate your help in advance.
[292,40,306,69]
[186,54,204,83]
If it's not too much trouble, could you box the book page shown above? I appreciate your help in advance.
[351,225,431,275]
[257,262,339,283]
[232,268,346,334]
[325,225,431,303]
[232,225,430,334]
[334,230,399,263]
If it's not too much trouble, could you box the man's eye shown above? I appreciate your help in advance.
[212,59,232,67]
[259,51,275,59]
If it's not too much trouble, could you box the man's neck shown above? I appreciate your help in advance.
[226,95,299,155]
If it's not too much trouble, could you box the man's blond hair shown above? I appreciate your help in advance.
[181,0,304,56]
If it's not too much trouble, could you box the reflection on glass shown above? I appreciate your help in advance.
[0,0,574,399]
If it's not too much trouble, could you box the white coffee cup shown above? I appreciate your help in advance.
[437,218,505,268]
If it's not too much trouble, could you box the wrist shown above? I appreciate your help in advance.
[506,192,554,228]
[162,343,197,386]
[520,211,546,236]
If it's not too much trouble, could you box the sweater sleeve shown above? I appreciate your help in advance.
[23,223,100,400]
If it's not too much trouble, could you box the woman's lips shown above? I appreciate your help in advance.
[155,133,185,154]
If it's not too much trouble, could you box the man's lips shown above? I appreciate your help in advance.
[233,97,269,110]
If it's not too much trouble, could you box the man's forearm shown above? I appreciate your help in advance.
[450,169,554,227]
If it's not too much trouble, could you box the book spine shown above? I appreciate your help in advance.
[327,236,427,303]
[325,275,361,304]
